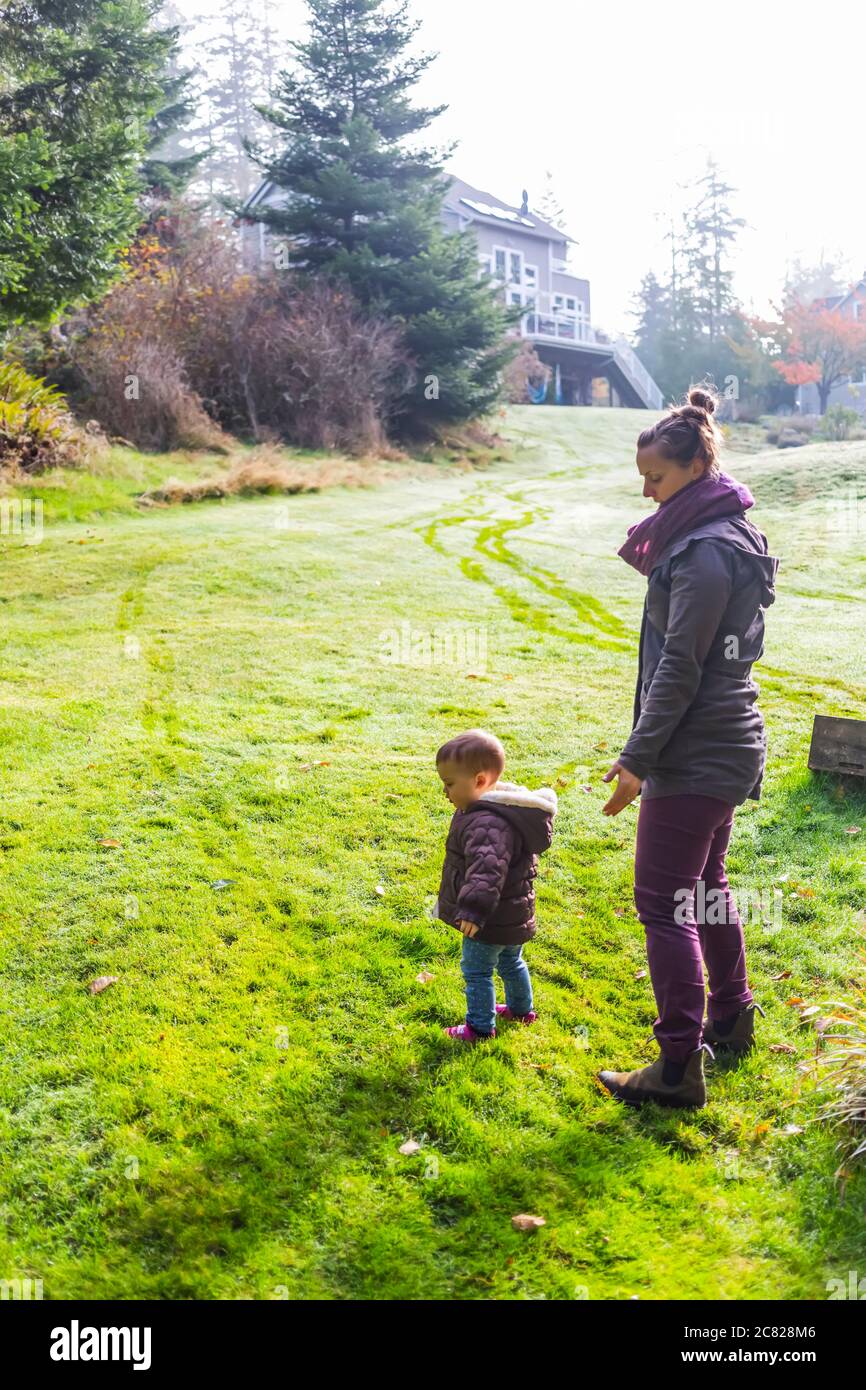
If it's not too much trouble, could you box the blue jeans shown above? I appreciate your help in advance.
[460,937,533,1035]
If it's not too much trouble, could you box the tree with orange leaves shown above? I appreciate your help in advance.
[765,299,866,414]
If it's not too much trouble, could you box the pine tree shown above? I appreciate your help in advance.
[683,158,744,343]
[249,0,515,437]
[534,171,566,230]
[0,0,172,327]
[185,0,281,204]
[140,6,208,211]
[631,272,669,384]
[629,161,748,403]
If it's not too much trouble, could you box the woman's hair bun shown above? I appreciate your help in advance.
[686,386,717,415]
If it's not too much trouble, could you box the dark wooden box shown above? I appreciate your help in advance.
[808,715,866,777]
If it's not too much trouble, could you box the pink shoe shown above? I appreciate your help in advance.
[496,1004,537,1024]
[444,1021,496,1043]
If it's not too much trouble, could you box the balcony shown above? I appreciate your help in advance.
[520,292,598,345]
[512,291,664,410]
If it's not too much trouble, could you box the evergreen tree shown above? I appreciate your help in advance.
[683,158,744,343]
[185,0,281,204]
[249,0,515,437]
[0,0,172,328]
[140,7,208,212]
[534,170,566,229]
[630,160,747,403]
[632,271,668,375]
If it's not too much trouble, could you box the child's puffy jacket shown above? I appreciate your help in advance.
[436,782,557,945]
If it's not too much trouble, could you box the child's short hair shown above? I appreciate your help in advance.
[436,729,505,776]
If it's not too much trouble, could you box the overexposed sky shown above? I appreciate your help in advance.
[177,0,865,335]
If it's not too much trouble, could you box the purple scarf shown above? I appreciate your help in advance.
[618,471,754,577]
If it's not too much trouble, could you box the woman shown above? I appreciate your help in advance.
[598,386,779,1110]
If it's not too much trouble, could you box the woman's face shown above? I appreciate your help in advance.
[636,444,707,505]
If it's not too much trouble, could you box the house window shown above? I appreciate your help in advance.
[524,264,537,290]
[509,251,523,285]
[553,294,578,316]
[493,248,507,280]
[478,255,492,277]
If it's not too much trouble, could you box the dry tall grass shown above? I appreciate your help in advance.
[137,443,421,506]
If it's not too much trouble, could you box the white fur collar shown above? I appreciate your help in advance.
[479,781,558,815]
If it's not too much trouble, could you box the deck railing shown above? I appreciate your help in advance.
[611,336,664,410]
[514,291,664,410]
[521,292,598,345]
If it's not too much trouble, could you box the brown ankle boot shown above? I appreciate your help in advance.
[597,1043,712,1110]
[702,1002,764,1054]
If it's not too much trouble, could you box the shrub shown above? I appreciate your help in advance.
[502,340,551,404]
[239,280,410,454]
[816,404,862,441]
[64,213,410,455]
[777,427,809,449]
[0,360,85,473]
[73,333,228,453]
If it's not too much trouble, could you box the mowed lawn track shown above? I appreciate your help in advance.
[1,405,865,1300]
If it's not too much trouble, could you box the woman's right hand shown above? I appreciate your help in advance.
[602,762,643,816]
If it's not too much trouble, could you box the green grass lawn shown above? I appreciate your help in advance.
[1,405,865,1300]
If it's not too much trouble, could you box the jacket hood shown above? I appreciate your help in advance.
[469,781,558,855]
[662,514,779,607]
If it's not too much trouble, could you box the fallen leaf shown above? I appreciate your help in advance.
[299,760,331,772]
[87,976,118,995]
[210,879,235,890]
[511,1213,546,1232]
[375,883,386,896]
[769,1043,797,1054]
[398,1139,422,1156]
[97,838,121,849]
[771,970,792,981]
[580,784,593,793]
[798,1005,821,1019]
[416,970,434,984]
[845,826,861,835]
[784,997,805,1007]
[634,969,647,980]
[781,1125,804,1136]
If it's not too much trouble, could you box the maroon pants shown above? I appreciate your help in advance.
[633,793,754,1062]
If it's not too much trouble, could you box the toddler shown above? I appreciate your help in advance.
[435,730,557,1043]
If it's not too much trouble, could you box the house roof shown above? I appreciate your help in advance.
[441,174,576,244]
[812,275,866,312]
[240,173,577,244]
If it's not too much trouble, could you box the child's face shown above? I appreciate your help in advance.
[437,759,499,811]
